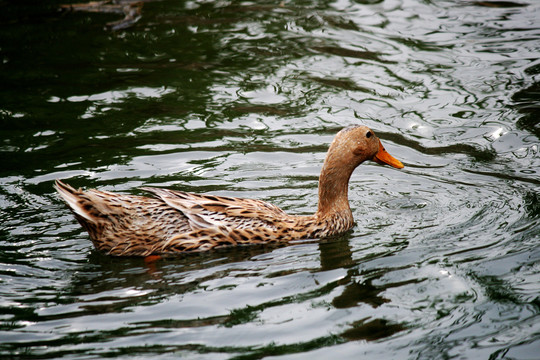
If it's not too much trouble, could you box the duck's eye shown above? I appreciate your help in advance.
[366,131,372,138]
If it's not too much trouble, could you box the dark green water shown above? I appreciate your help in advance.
[1,0,539,358]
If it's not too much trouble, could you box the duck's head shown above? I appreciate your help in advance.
[328,125,404,170]
[317,125,403,216]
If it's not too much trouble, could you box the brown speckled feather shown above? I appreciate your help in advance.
[140,187,289,230]
[55,126,404,256]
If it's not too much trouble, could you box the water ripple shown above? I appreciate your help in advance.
[0,0,539,358]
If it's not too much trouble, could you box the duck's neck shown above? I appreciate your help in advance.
[315,154,355,220]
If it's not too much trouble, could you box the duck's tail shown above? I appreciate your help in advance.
[54,179,189,255]
[54,179,96,223]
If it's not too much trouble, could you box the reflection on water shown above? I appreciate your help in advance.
[1,0,539,358]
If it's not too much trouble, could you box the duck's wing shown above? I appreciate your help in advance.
[140,187,289,231]
[55,180,195,255]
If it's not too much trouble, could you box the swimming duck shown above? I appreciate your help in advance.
[55,125,403,256]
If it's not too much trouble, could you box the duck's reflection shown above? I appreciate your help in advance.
[318,235,405,340]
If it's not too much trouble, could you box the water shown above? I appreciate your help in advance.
[1,0,539,358]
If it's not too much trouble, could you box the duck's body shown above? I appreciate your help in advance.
[55,125,403,256]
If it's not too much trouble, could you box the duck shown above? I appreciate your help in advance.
[55,125,404,256]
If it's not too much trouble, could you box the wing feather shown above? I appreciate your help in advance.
[141,187,288,231]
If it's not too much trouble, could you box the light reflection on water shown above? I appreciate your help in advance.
[0,0,539,358]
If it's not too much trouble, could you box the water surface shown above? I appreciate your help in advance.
[1,0,539,359]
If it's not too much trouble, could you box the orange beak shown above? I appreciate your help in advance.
[373,140,404,169]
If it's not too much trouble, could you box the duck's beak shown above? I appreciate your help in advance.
[373,140,404,169]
